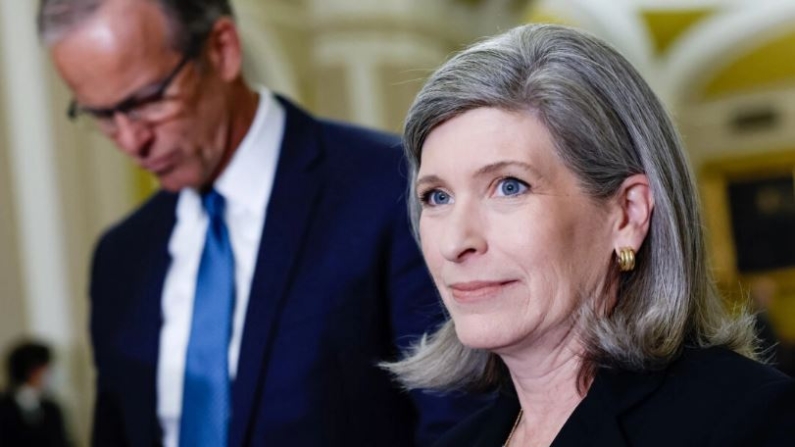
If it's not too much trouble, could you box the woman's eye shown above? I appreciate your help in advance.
[495,177,528,197]
[421,189,453,206]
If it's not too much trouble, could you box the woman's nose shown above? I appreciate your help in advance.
[439,201,487,263]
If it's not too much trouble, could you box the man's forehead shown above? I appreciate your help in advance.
[70,0,171,55]
[50,0,177,106]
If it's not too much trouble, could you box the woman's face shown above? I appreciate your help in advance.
[417,107,615,356]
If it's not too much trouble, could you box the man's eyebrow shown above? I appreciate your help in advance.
[79,81,162,113]
[115,64,180,106]
[124,80,164,101]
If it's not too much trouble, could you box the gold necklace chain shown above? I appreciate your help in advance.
[503,409,523,447]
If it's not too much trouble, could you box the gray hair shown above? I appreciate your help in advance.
[386,24,757,392]
[37,0,233,54]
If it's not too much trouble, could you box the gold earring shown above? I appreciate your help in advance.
[617,247,636,272]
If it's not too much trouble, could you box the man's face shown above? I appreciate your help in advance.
[50,0,231,192]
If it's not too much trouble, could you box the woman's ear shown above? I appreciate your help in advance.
[611,174,654,252]
[205,17,243,82]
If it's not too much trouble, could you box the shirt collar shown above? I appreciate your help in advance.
[214,87,278,217]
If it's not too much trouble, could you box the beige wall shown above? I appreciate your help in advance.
[0,43,27,384]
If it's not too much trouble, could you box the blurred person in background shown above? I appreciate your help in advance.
[0,341,70,447]
[386,24,795,446]
[36,0,483,446]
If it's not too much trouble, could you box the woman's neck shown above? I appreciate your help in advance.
[500,331,589,446]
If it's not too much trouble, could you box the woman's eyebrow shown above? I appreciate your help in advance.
[415,174,444,190]
[416,161,543,189]
[473,160,541,180]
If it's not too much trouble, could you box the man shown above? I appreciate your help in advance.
[0,341,70,447]
[37,1,481,446]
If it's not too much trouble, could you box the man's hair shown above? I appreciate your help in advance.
[37,0,234,53]
[384,24,757,392]
[7,341,51,388]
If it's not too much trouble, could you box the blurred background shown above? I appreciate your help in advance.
[2,0,795,444]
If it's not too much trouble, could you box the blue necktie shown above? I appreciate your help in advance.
[180,190,235,447]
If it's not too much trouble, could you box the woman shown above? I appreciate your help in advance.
[386,24,795,446]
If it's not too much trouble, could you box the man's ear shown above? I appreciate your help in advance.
[205,17,243,82]
[611,174,654,253]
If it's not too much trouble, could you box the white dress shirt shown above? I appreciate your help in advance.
[156,88,286,447]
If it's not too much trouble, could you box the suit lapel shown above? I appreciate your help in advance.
[229,97,324,447]
[127,192,177,447]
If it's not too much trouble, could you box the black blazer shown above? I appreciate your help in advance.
[436,347,795,446]
[89,96,484,447]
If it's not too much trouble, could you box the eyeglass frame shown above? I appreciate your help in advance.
[66,51,195,125]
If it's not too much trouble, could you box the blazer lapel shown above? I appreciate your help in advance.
[229,97,325,447]
[553,366,667,447]
[473,391,522,447]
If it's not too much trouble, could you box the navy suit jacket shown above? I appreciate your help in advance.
[435,347,795,446]
[89,97,482,447]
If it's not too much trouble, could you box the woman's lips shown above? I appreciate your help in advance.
[448,280,518,303]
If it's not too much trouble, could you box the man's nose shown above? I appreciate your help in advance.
[112,113,154,158]
[439,200,488,263]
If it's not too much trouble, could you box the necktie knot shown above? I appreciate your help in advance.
[202,189,226,220]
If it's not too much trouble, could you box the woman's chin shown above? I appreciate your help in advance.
[453,319,518,352]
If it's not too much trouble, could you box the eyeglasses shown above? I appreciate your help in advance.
[67,53,194,134]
